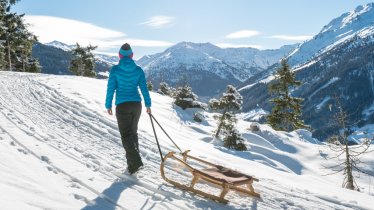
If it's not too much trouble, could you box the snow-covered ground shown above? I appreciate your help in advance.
[0,72,373,210]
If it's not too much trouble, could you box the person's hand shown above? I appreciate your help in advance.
[146,107,151,114]
[107,108,113,115]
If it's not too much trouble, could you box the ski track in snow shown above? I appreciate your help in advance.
[0,72,371,210]
[0,74,190,210]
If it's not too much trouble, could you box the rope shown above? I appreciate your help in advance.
[149,113,183,153]
[149,113,164,162]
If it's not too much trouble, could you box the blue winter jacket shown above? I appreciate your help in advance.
[105,57,151,109]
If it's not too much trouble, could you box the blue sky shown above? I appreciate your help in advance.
[13,0,374,59]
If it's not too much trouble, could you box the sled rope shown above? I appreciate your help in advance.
[149,113,164,161]
[148,113,183,161]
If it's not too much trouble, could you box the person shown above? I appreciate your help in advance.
[105,43,151,174]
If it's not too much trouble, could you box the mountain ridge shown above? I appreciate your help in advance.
[137,41,297,96]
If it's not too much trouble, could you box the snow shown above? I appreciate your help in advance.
[308,77,340,100]
[45,40,75,51]
[0,72,373,209]
[238,83,256,91]
[98,71,110,78]
[289,2,374,66]
[259,75,275,84]
[349,124,374,144]
[137,42,296,82]
[316,96,331,110]
[237,108,268,122]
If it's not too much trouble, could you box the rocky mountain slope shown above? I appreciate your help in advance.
[239,3,374,140]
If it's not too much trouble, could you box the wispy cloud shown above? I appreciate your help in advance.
[115,39,173,47]
[226,30,261,39]
[216,43,262,49]
[24,15,173,51]
[269,35,312,41]
[140,16,175,28]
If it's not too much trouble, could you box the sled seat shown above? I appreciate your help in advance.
[160,150,260,203]
[197,165,255,185]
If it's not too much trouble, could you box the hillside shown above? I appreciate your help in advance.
[32,42,113,78]
[0,72,373,209]
[239,3,374,140]
[288,3,374,66]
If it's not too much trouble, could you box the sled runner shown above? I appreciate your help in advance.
[149,114,260,203]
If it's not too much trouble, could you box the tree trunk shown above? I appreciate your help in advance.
[215,109,227,138]
[345,143,355,190]
[7,41,11,71]
[22,56,25,72]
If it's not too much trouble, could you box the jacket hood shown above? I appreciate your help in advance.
[118,57,137,72]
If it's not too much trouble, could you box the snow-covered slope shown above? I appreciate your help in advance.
[0,72,373,209]
[45,40,76,51]
[288,2,374,66]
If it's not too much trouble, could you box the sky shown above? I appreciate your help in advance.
[13,0,374,59]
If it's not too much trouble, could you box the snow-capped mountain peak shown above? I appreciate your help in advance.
[45,40,75,51]
[44,40,118,66]
[342,3,374,28]
[289,2,374,66]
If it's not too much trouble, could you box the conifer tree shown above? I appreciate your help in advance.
[209,85,243,138]
[158,82,172,96]
[174,84,198,109]
[223,128,247,151]
[0,0,39,72]
[267,59,306,131]
[69,43,97,77]
[147,80,153,91]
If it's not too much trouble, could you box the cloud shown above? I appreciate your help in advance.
[113,39,173,47]
[140,16,175,28]
[269,35,312,41]
[216,43,262,49]
[226,30,261,39]
[24,15,173,51]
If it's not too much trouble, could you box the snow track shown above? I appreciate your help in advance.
[0,72,373,209]
[0,73,192,210]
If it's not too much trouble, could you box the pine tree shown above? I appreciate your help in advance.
[223,128,247,151]
[267,59,306,131]
[147,80,153,91]
[69,43,97,77]
[158,82,172,96]
[0,42,6,70]
[209,85,243,138]
[0,0,40,72]
[174,84,198,109]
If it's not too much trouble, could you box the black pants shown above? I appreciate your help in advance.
[116,102,143,169]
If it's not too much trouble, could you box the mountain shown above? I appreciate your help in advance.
[239,3,374,141]
[137,42,297,97]
[45,40,76,51]
[32,42,112,78]
[288,3,374,66]
[1,71,373,209]
[45,40,119,66]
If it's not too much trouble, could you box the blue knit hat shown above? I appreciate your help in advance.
[119,43,133,57]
